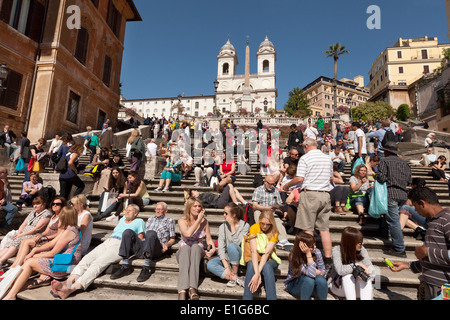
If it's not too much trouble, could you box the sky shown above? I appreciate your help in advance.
[120,0,449,110]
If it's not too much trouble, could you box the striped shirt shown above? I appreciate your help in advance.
[145,215,176,246]
[296,149,333,192]
[252,185,283,207]
[376,155,412,201]
[410,208,450,287]
[284,248,326,288]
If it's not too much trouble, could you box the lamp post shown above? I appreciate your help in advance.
[345,93,353,122]
[0,63,10,94]
[213,80,219,117]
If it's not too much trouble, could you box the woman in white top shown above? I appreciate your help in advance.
[70,194,93,256]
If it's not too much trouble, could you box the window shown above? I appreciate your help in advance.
[423,65,430,74]
[107,0,122,38]
[195,102,199,109]
[222,63,229,75]
[91,0,99,8]
[421,49,428,59]
[399,66,404,74]
[263,60,269,72]
[325,104,330,109]
[102,55,112,87]
[398,80,407,86]
[66,91,81,124]
[397,51,402,59]
[0,69,22,110]
[0,0,45,42]
[75,27,89,65]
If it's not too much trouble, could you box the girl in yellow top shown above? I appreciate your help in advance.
[242,210,280,300]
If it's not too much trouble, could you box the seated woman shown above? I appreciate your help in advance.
[431,155,447,182]
[0,196,52,269]
[242,210,281,300]
[349,164,372,226]
[70,194,93,256]
[215,151,236,192]
[106,171,150,222]
[3,206,81,300]
[366,156,380,183]
[16,172,42,208]
[8,197,67,270]
[330,164,351,215]
[94,167,127,222]
[399,178,428,240]
[91,147,111,169]
[329,227,375,300]
[193,149,215,187]
[285,231,327,300]
[207,203,249,287]
[177,198,215,300]
[184,183,248,209]
[155,151,182,192]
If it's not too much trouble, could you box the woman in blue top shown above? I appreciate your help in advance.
[285,231,328,300]
[58,144,85,201]
[155,151,182,192]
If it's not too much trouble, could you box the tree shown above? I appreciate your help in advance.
[324,43,349,117]
[284,87,311,118]
[352,101,395,121]
[396,104,410,121]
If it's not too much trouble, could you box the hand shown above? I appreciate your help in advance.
[248,273,262,293]
[281,184,289,192]
[161,244,169,253]
[389,261,409,272]
[361,177,367,184]
[415,245,428,261]
[198,209,206,222]
[299,241,311,256]
[359,262,369,275]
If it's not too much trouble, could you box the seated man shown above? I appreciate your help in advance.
[50,204,145,299]
[329,145,346,173]
[410,147,436,167]
[110,202,176,282]
[0,167,18,235]
[252,174,292,250]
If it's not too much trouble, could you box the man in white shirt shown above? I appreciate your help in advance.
[146,138,158,160]
[282,138,334,273]
[352,122,367,166]
[329,145,346,172]
[304,124,319,141]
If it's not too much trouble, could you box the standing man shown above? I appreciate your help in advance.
[367,119,391,158]
[111,202,176,282]
[389,187,450,299]
[315,115,325,138]
[352,122,367,166]
[376,141,412,258]
[285,124,304,156]
[282,138,334,273]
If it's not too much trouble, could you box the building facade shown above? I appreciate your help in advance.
[0,0,141,142]
[368,36,450,111]
[302,75,370,117]
[121,36,278,119]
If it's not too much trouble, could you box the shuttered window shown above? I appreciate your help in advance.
[66,91,80,124]
[74,26,89,65]
[107,0,121,38]
[0,69,23,110]
[102,55,112,87]
[0,0,44,42]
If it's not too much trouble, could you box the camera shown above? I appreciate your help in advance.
[352,265,370,282]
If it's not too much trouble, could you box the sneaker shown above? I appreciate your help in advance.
[162,187,169,192]
[236,276,245,288]
[105,215,119,222]
[110,266,133,280]
[276,239,292,250]
[154,187,163,192]
[194,182,200,187]
[136,267,152,282]
[383,248,407,258]
[227,280,236,287]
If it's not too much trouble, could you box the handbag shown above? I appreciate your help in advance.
[48,230,81,272]
[32,160,41,172]
[27,157,35,172]
[368,180,388,218]
[352,157,365,174]
[15,157,24,171]
[101,190,118,212]
[209,175,219,188]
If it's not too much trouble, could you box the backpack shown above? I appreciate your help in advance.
[243,203,255,226]
[55,154,68,173]
[381,129,396,148]
[199,175,209,187]
[83,164,101,179]
[36,186,57,204]
[252,174,264,188]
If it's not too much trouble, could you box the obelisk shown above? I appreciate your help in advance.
[240,37,254,113]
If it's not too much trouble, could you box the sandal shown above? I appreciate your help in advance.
[49,290,61,299]
[28,278,52,289]
[188,288,199,300]
[178,290,187,300]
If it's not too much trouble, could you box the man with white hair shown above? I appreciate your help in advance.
[282,138,334,273]
[111,202,176,282]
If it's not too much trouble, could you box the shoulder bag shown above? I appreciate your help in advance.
[48,230,81,272]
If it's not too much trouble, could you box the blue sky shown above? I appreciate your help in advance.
[120,0,449,110]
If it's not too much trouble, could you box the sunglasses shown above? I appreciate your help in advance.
[52,203,63,207]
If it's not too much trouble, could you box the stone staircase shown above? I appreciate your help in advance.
[2,142,442,300]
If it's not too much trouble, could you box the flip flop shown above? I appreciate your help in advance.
[28,278,52,289]
[49,290,61,299]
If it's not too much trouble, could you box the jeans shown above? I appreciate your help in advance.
[98,192,120,218]
[59,176,85,200]
[206,243,241,279]
[0,201,18,229]
[382,198,406,252]
[286,274,328,300]
[243,259,278,300]
[119,229,162,261]
[3,143,17,159]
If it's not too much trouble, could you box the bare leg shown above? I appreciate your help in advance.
[0,247,18,264]
[10,238,36,268]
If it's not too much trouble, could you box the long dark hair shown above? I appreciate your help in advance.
[108,168,126,192]
[127,171,142,194]
[289,232,316,278]
[340,227,364,264]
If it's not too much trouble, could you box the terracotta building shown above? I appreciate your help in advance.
[0,0,141,142]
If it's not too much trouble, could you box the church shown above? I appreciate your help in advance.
[120,36,278,119]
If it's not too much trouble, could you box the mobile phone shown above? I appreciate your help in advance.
[384,258,394,267]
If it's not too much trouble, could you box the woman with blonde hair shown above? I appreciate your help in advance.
[177,197,215,300]
[3,206,82,299]
[242,210,281,300]
[70,194,92,256]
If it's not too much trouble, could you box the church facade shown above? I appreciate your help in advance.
[121,36,278,119]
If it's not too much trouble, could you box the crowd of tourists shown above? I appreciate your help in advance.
[0,116,448,301]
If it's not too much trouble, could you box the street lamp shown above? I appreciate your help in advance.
[346,93,353,122]
[0,63,10,93]
[213,80,219,117]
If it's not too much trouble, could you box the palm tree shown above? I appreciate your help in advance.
[324,43,349,118]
